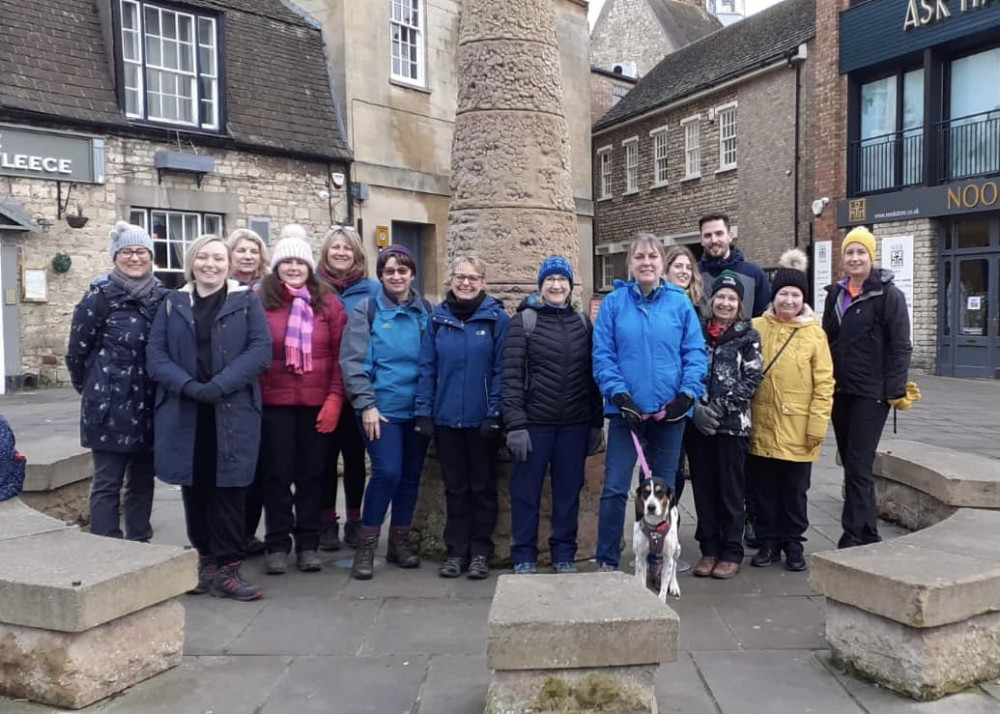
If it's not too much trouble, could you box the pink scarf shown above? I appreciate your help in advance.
[284,284,314,374]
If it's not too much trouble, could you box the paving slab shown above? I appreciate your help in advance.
[259,655,428,714]
[180,593,267,655]
[738,562,818,597]
[335,561,453,599]
[667,598,740,652]
[654,654,720,714]
[417,655,490,714]
[364,598,492,656]
[711,595,826,650]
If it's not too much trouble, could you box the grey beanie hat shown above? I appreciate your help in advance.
[109,220,154,260]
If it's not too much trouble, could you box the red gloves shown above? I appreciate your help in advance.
[316,393,343,433]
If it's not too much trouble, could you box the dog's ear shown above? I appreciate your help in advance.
[668,486,679,510]
[634,483,644,521]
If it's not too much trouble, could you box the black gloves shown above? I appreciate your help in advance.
[182,381,224,404]
[414,416,435,437]
[661,393,694,423]
[612,393,644,432]
[479,417,502,440]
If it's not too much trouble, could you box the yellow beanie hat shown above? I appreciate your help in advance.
[842,227,877,259]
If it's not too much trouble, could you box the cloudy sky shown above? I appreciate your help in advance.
[588,0,785,27]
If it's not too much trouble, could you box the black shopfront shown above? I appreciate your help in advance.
[839,0,1000,378]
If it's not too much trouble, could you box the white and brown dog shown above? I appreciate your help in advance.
[633,477,681,601]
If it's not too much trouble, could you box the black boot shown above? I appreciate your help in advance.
[319,520,341,551]
[210,562,262,601]
[751,543,781,568]
[343,518,361,548]
[743,517,761,549]
[190,556,218,594]
[784,542,807,572]
[387,526,420,568]
[351,526,380,580]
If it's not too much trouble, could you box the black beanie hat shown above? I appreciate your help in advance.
[770,248,810,303]
[711,271,744,301]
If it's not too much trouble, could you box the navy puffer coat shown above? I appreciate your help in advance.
[65,277,169,453]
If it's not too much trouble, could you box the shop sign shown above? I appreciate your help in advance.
[0,124,105,184]
[838,178,1000,227]
[903,0,993,31]
[813,241,833,319]
[881,235,915,338]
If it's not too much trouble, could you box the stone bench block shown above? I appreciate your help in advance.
[0,497,76,541]
[825,599,1000,701]
[875,440,1000,509]
[22,437,91,492]
[486,664,658,714]
[0,599,185,710]
[0,529,197,632]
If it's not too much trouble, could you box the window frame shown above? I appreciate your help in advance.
[715,102,738,172]
[389,0,426,88]
[114,0,225,133]
[649,126,668,187]
[597,146,613,200]
[622,136,639,194]
[128,207,225,286]
[681,114,702,180]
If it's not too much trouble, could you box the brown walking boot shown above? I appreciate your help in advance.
[386,526,420,568]
[693,556,718,578]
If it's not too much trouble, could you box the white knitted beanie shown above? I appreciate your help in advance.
[270,236,316,272]
[109,220,154,260]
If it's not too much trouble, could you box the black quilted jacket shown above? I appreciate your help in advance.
[501,295,604,431]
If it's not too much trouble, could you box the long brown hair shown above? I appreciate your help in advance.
[664,245,703,306]
[259,271,330,311]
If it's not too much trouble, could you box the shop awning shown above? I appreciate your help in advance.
[0,197,42,231]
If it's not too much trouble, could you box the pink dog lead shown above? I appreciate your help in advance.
[631,430,654,481]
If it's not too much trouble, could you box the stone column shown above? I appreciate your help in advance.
[448,0,579,306]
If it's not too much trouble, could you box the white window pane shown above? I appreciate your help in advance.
[185,214,198,239]
[129,209,146,229]
[178,15,193,43]
[198,17,213,46]
[126,88,141,115]
[179,44,194,73]
[163,11,176,39]
[144,7,159,35]
[204,215,222,235]
[164,40,178,69]
[147,91,162,118]
[861,76,897,140]
[122,1,138,30]
[199,47,215,76]
[146,36,161,66]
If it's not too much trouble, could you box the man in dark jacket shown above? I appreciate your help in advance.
[697,213,771,319]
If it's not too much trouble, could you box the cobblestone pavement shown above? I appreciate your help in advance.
[2,375,999,713]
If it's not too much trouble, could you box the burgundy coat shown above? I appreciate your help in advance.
[260,292,347,408]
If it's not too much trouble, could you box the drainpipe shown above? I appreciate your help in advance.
[789,46,806,249]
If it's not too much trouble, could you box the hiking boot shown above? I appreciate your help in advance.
[319,521,341,551]
[784,543,807,572]
[351,527,379,580]
[343,518,361,548]
[210,562,262,601]
[264,551,287,575]
[386,527,420,568]
[245,536,266,558]
[513,561,537,574]
[190,556,218,595]
[467,555,489,580]
[554,561,578,574]
[297,550,322,572]
[751,544,781,568]
[743,518,761,548]
[439,556,465,578]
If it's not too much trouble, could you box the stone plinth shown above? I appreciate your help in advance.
[20,437,92,524]
[486,573,677,714]
[0,599,185,710]
[412,450,604,565]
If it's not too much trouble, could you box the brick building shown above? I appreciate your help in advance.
[0,0,351,390]
[591,67,639,124]
[591,0,815,291]
[823,0,1000,378]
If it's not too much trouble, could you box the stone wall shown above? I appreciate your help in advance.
[591,72,638,124]
[590,0,672,76]
[4,134,347,384]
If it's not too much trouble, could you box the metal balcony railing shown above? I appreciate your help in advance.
[851,129,924,194]
[939,110,1000,181]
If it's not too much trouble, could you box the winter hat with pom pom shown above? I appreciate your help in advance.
[109,220,154,261]
[770,248,810,304]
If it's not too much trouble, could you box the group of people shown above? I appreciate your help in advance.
[66,211,914,602]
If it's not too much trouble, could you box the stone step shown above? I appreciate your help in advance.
[0,497,76,541]
[22,435,91,492]
[876,439,1000,509]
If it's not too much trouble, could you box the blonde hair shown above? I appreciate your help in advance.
[664,245,703,305]
[184,234,230,284]
[320,225,367,274]
[627,233,666,280]
[227,228,270,280]
[449,255,487,282]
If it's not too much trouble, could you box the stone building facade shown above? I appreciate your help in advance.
[591,68,638,124]
[592,0,815,290]
[0,0,351,389]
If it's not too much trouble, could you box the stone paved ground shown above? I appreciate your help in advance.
[2,375,1000,713]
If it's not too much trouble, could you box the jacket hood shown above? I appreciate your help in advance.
[760,303,819,327]
[699,247,746,272]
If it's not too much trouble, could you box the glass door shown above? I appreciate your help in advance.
[951,256,997,377]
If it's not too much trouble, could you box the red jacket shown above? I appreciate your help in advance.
[260,293,347,408]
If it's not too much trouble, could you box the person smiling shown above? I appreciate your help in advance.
[228,228,270,288]
[340,245,432,580]
[257,230,347,575]
[592,234,707,573]
[147,235,272,601]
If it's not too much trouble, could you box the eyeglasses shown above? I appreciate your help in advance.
[118,249,151,259]
[382,267,411,277]
[452,274,483,285]
[542,275,569,285]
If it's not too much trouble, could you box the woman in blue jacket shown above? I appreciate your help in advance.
[339,245,432,580]
[592,234,708,572]
[147,234,271,602]
[415,256,509,580]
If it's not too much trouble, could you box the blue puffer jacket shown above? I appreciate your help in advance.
[146,281,271,488]
[593,278,708,415]
[332,277,381,315]
[415,295,509,428]
[65,277,169,453]
[339,288,432,421]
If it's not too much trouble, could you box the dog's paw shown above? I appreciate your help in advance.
[667,579,681,598]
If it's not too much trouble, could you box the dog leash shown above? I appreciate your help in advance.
[631,430,654,481]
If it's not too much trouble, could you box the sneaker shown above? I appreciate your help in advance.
[596,563,617,573]
[553,561,578,574]
[675,558,692,574]
[190,556,218,595]
[319,521,341,551]
[439,556,465,578]
[265,551,288,575]
[784,543,807,572]
[245,537,266,558]
[751,544,781,568]
[297,550,322,572]
[513,562,537,574]
[210,562,263,601]
[343,518,361,548]
[467,555,489,580]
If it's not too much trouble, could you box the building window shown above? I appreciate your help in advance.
[947,47,1000,180]
[650,127,668,186]
[249,218,271,244]
[119,0,220,131]
[856,69,923,193]
[623,138,639,193]
[129,208,224,287]
[716,103,738,170]
[597,253,628,291]
[390,0,424,87]
[598,147,612,199]
[682,116,701,179]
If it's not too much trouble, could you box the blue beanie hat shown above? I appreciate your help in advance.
[109,220,154,261]
[537,255,574,287]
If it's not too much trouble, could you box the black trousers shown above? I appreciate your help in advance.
[689,432,748,563]
[261,405,329,554]
[746,455,811,547]
[321,407,367,516]
[436,426,499,560]
[832,393,889,548]
[244,458,264,540]
[182,404,246,566]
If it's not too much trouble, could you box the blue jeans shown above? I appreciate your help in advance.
[596,416,684,567]
[90,449,155,541]
[359,419,429,529]
[510,423,589,565]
